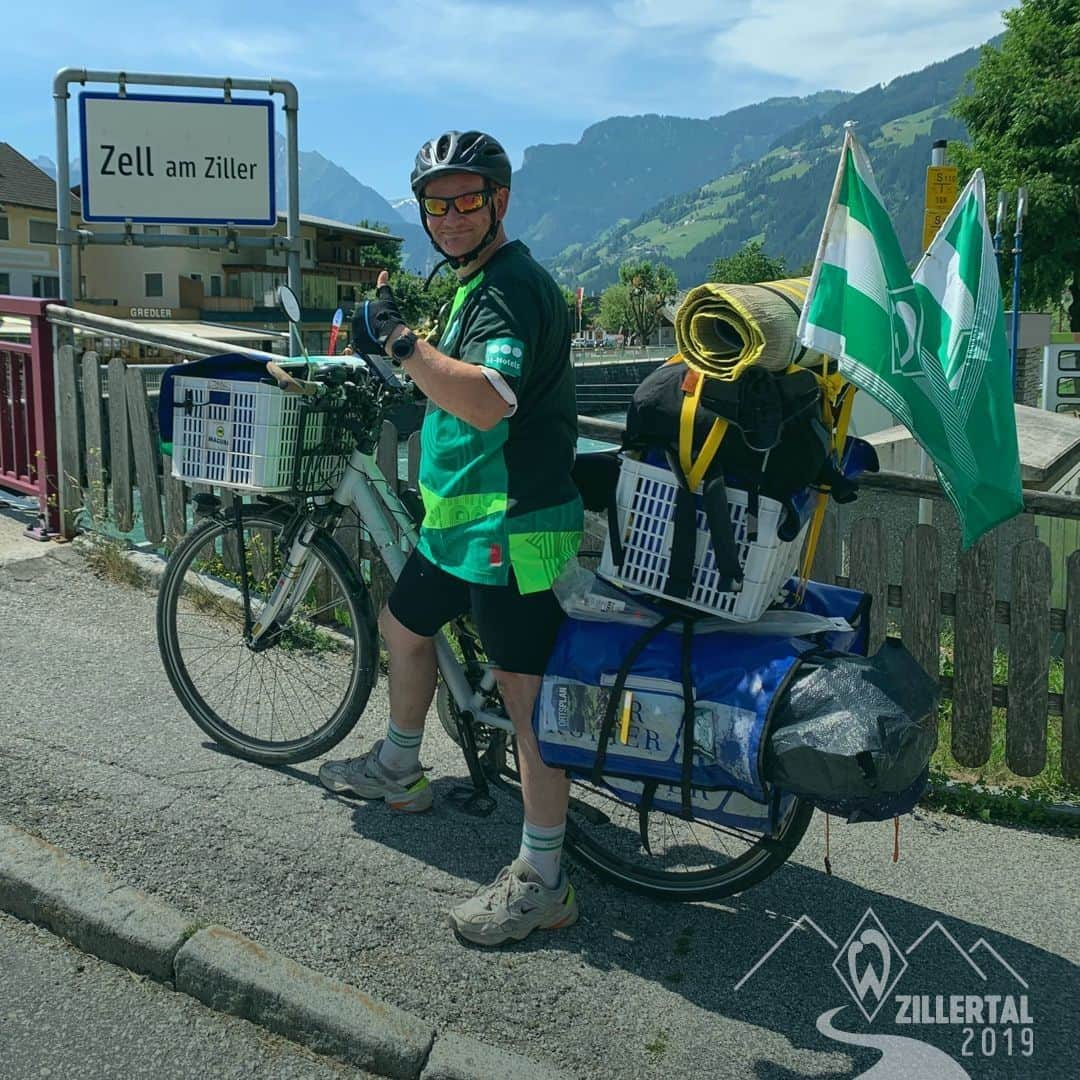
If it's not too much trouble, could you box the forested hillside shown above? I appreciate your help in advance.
[507,92,850,262]
[550,42,989,291]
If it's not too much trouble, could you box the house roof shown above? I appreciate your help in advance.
[276,210,402,243]
[0,143,80,213]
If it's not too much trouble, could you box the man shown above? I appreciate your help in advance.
[319,131,583,946]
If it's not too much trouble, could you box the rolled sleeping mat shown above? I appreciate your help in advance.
[674,277,825,381]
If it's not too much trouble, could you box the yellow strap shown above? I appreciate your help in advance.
[679,372,729,491]
[688,418,728,491]
[833,380,856,453]
[619,691,634,744]
[678,379,700,480]
[796,370,858,599]
[797,491,829,591]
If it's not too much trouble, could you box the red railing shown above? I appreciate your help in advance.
[0,297,58,536]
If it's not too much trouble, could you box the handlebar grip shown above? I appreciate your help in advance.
[266,361,321,397]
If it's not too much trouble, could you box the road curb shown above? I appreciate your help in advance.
[420,1031,574,1080]
[175,925,434,1079]
[0,821,572,1080]
[0,822,193,982]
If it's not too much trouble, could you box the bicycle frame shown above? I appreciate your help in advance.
[250,441,515,738]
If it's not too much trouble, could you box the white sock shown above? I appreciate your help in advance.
[518,819,566,889]
[377,719,423,775]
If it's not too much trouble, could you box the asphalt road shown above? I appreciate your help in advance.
[0,512,1077,1080]
[0,910,379,1079]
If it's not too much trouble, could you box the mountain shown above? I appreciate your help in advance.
[509,92,851,263]
[269,137,432,272]
[391,196,420,226]
[550,42,989,291]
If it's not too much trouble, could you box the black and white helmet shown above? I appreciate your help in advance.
[410,130,512,196]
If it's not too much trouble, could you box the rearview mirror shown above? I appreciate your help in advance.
[276,285,301,323]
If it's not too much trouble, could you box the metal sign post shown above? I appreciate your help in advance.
[53,69,302,355]
[915,140,960,527]
[1009,187,1028,392]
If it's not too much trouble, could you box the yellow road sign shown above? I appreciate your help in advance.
[923,165,958,249]
[923,209,950,251]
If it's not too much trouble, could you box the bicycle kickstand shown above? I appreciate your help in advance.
[446,711,498,818]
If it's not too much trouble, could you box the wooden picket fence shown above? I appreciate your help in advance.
[59,345,1080,788]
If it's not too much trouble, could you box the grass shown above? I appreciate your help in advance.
[768,161,811,183]
[925,623,1077,807]
[83,535,147,589]
[645,1034,668,1056]
[873,105,946,148]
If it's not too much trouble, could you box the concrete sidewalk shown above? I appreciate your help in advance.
[0,517,1077,1079]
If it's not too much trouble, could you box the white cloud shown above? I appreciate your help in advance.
[613,0,737,29]
[713,1,1005,91]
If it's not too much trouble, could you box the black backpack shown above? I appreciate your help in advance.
[615,357,861,600]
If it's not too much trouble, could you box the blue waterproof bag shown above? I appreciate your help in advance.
[534,612,811,831]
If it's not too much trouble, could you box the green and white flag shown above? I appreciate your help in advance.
[797,130,1022,548]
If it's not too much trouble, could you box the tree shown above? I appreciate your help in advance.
[598,283,633,339]
[617,260,678,346]
[951,0,1080,329]
[708,239,787,284]
[385,267,457,329]
[560,286,582,332]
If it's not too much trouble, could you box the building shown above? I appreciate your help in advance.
[1,142,403,355]
[0,142,81,301]
[78,212,402,354]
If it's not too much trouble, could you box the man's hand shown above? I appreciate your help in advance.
[350,270,406,355]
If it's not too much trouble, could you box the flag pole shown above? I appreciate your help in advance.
[916,142,951,526]
[799,124,856,337]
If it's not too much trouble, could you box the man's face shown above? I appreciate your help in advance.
[423,172,508,261]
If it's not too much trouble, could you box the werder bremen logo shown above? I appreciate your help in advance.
[887,284,924,379]
[832,909,908,1021]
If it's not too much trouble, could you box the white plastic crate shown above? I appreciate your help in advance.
[597,456,809,622]
[170,375,345,493]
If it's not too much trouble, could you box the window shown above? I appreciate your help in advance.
[207,227,219,237]
[227,275,240,298]
[0,272,10,294]
[145,273,163,298]
[29,219,55,244]
[31,275,60,298]
[144,224,161,235]
[189,273,203,282]
[0,215,8,240]
[188,226,200,236]
[304,238,312,260]
[210,275,222,297]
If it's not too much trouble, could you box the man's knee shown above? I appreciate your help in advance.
[494,670,541,724]
[379,605,436,660]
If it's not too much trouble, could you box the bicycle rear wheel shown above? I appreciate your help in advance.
[562,781,814,901]
[156,505,378,764]
[482,730,813,902]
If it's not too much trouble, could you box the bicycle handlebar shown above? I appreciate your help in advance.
[265,361,321,396]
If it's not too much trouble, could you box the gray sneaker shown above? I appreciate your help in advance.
[318,740,432,813]
[448,857,579,946]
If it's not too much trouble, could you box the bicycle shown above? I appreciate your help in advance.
[155,355,813,901]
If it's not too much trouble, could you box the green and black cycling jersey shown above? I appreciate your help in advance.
[416,240,583,593]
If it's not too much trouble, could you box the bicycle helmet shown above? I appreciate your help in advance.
[411,130,512,270]
[410,130,512,196]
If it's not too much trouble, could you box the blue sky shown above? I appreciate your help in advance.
[3,1,1007,201]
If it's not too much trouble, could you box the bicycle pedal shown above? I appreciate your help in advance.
[446,785,497,818]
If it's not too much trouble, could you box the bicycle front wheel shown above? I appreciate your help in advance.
[156,505,378,764]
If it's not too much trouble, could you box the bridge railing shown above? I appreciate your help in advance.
[0,297,58,535]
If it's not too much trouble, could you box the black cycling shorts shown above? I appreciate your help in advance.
[386,549,565,676]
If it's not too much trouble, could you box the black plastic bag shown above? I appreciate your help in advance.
[764,640,939,811]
